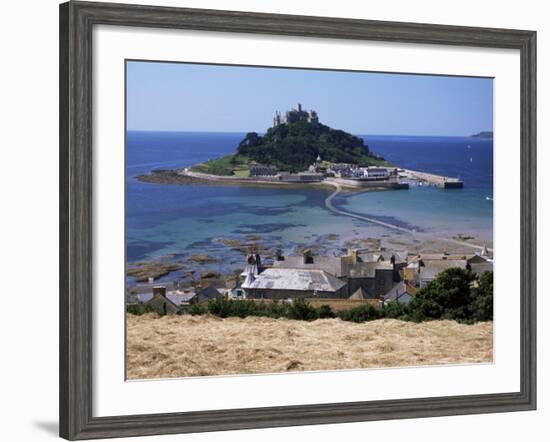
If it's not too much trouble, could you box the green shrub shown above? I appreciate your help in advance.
[381,301,409,319]
[206,298,236,318]
[187,302,207,316]
[318,304,336,319]
[127,304,144,315]
[287,299,319,321]
[126,303,155,315]
[337,303,380,323]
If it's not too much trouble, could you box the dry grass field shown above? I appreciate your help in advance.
[126,314,493,379]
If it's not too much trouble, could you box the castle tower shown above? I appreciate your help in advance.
[297,103,302,112]
[308,110,319,124]
[273,111,282,127]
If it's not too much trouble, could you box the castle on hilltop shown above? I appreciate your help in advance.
[273,103,319,127]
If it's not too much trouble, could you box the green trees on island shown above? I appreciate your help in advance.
[236,120,385,172]
[190,120,388,175]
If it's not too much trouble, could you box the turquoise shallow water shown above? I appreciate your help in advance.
[126,131,493,280]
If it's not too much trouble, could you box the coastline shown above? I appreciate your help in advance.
[136,169,332,190]
[129,138,492,286]
[135,168,408,192]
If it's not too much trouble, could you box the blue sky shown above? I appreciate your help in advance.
[126,61,493,136]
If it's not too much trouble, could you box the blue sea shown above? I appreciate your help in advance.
[126,131,493,282]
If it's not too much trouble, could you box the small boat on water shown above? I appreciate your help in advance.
[486,196,493,201]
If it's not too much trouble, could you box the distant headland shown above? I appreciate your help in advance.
[470,131,493,139]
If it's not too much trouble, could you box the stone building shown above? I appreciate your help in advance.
[403,252,494,289]
[249,163,278,176]
[273,103,319,127]
[271,248,405,298]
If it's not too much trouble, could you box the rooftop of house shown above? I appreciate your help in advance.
[197,286,222,301]
[272,255,344,277]
[469,261,494,274]
[357,250,408,264]
[349,287,368,300]
[346,260,394,278]
[137,290,197,306]
[417,253,484,261]
[419,259,468,281]
[272,249,404,278]
[381,281,412,304]
[242,268,346,293]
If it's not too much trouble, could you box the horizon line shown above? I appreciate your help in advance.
[126,129,493,138]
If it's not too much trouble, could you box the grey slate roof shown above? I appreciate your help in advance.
[197,286,222,301]
[137,290,196,306]
[358,250,408,264]
[242,268,346,293]
[272,255,344,277]
[382,281,412,304]
[469,261,493,275]
[349,287,367,300]
[419,259,468,281]
[272,252,399,279]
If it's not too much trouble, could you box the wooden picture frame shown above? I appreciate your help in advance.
[59,1,536,439]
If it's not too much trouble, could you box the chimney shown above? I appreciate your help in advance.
[347,248,358,265]
[153,286,166,298]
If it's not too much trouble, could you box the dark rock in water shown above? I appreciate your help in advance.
[201,271,221,279]
[126,261,183,282]
[294,243,323,255]
[453,234,475,241]
[216,238,245,247]
[188,254,218,263]
[245,234,262,241]
[344,237,381,250]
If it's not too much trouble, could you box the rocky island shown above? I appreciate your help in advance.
[136,104,463,191]
[135,103,416,191]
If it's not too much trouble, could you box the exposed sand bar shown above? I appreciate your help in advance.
[126,314,493,379]
[324,184,493,253]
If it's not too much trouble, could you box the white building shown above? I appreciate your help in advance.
[364,167,390,179]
